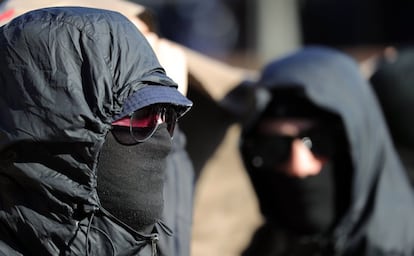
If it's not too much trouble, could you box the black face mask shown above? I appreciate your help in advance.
[97,123,172,232]
[246,161,335,235]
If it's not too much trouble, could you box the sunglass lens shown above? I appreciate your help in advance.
[130,106,160,142]
[111,126,137,145]
[304,129,335,157]
[269,136,293,164]
[245,135,292,169]
[163,107,178,136]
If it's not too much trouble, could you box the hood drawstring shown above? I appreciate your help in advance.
[81,208,162,255]
[85,211,94,256]
[82,211,116,256]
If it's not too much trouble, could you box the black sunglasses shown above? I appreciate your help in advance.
[241,127,337,170]
[111,104,178,145]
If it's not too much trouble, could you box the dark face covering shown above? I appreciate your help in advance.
[97,124,172,232]
[243,157,334,235]
[241,93,351,236]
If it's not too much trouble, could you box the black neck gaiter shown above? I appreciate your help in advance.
[245,160,336,235]
[97,124,172,232]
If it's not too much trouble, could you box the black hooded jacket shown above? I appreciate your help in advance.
[240,47,414,255]
[0,7,183,256]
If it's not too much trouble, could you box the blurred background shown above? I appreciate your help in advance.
[126,1,414,256]
[131,0,414,65]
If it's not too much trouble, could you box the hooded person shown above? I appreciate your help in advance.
[239,46,414,255]
[0,6,192,256]
[0,2,195,256]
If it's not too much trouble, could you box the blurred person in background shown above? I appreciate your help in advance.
[238,46,414,255]
[368,46,414,187]
[0,6,192,255]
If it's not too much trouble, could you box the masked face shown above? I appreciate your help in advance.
[241,115,351,235]
[96,123,172,232]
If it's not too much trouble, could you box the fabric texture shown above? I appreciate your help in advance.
[0,7,190,255]
[240,46,414,255]
[370,47,414,186]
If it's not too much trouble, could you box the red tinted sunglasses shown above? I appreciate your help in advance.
[111,104,177,145]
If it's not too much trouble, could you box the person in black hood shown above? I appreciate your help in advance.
[239,46,414,255]
[0,6,192,256]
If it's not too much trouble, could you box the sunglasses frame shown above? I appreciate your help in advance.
[111,104,178,145]
[241,125,339,170]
